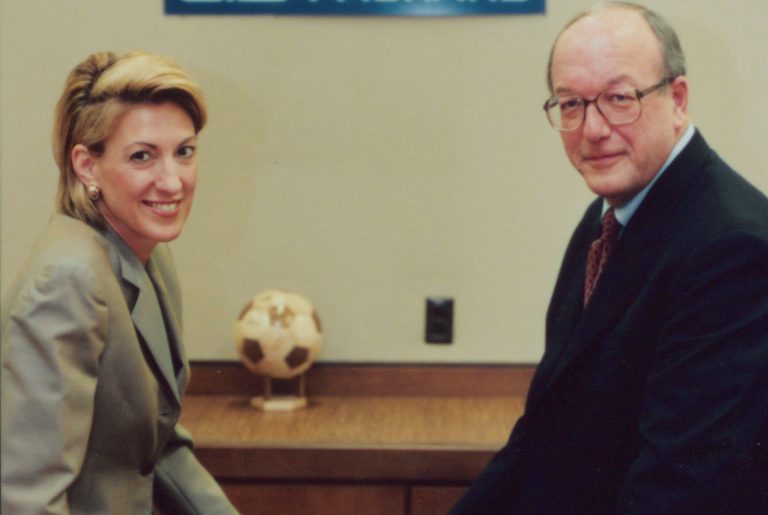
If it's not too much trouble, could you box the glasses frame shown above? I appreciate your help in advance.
[543,76,677,132]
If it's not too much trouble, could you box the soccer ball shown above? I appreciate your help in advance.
[235,290,323,379]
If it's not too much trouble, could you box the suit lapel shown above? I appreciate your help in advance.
[527,204,600,406]
[103,229,182,405]
[528,130,711,408]
[146,258,188,395]
[131,269,182,404]
[538,239,650,397]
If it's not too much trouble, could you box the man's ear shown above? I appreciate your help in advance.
[71,144,98,187]
[670,76,689,126]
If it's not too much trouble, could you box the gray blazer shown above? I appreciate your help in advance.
[1,214,237,514]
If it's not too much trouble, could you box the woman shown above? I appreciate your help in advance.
[1,51,238,514]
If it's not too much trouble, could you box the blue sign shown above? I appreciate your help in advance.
[165,0,545,17]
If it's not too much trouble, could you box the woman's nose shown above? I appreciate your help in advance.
[155,160,184,193]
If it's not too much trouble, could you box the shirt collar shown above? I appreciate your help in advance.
[604,123,696,225]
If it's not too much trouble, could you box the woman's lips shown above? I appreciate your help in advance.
[144,200,180,215]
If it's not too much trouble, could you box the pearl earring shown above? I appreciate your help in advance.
[86,184,101,201]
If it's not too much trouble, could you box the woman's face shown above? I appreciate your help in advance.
[87,102,198,262]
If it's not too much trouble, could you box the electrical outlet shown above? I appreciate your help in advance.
[425,297,453,344]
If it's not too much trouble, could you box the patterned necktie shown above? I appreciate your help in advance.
[584,208,621,306]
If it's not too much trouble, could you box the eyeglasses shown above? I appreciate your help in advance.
[543,77,676,131]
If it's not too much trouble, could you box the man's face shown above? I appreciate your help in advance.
[550,8,688,207]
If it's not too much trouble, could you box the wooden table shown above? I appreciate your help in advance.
[181,363,532,515]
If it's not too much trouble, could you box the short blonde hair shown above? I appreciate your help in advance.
[53,50,207,226]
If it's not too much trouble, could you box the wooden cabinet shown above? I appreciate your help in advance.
[220,484,406,515]
[181,363,532,515]
[410,487,468,515]
[219,484,467,515]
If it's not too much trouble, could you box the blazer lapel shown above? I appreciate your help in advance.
[131,270,182,404]
[539,239,650,396]
[529,130,712,406]
[103,229,182,405]
[146,258,188,395]
[527,205,600,407]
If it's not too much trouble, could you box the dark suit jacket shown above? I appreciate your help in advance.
[1,214,237,514]
[451,131,768,514]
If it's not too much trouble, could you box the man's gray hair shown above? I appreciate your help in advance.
[546,2,686,94]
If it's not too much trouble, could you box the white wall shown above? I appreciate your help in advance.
[1,0,766,363]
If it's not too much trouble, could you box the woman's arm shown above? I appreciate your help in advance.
[1,263,107,514]
[153,424,239,514]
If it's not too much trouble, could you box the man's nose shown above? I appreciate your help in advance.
[582,102,611,140]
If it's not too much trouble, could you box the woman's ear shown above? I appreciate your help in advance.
[71,144,97,187]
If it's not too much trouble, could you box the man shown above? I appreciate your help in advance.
[451,3,768,514]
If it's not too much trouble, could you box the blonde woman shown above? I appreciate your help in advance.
[1,51,238,514]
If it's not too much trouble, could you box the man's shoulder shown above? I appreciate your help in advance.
[687,151,768,236]
[640,131,768,240]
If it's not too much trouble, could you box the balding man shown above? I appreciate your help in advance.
[451,3,768,513]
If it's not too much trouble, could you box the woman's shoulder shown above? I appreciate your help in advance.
[1,215,121,328]
[31,214,114,270]
[6,215,117,295]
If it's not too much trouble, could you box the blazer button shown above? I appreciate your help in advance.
[140,461,155,476]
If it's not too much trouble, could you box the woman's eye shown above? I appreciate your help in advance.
[178,145,196,158]
[130,151,152,162]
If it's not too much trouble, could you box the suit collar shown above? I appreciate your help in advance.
[102,226,183,404]
[102,226,144,294]
[529,130,712,407]
[609,123,697,228]
[146,258,188,391]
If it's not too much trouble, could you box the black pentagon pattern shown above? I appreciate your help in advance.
[285,346,309,369]
[242,338,265,363]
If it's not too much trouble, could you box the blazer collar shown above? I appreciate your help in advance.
[102,227,183,404]
[531,130,712,405]
[586,129,711,307]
